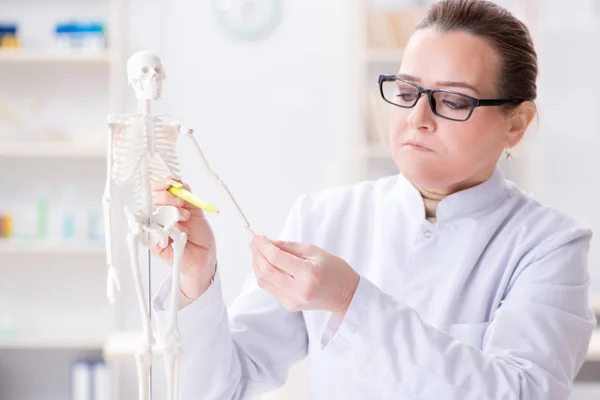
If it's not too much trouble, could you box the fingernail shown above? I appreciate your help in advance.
[182,209,191,219]
[178,198,185,206]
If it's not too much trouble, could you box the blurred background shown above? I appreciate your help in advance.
[0,0,598,399]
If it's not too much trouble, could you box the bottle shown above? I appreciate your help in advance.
[53,185,77,241]
[37,195,49,240]
[1,213,12,238]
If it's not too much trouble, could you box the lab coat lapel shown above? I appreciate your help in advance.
[369,173,424,295]
[423,168,508,330]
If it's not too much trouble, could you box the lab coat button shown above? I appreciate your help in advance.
[424,230,433,238]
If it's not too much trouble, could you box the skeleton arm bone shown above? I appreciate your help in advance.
[183,126,255,237]
[102,121,121,304]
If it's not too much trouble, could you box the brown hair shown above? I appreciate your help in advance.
[415,0,537,105]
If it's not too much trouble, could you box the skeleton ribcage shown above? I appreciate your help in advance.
[112,121,182,213]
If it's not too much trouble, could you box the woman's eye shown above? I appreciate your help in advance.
[398,91,416,101]
[443,99,470,110]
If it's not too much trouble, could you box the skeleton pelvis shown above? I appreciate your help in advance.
[124,206,181,248]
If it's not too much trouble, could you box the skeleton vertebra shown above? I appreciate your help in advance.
[103,50,255,400]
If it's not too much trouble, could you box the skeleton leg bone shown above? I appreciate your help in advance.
[127,224,154,400]
[162,227,186,400]
[184,128,255,237]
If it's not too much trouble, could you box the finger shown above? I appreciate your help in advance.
[152,238,174,260]
[272,240,315,258]
[252,235,305,277]
[152,176,181,191]
[152,178,192,194]
[178,207,191,221]
[252,245,295,288]
[153,190,186,207]
[152,182,172,191]
[252,257,293,298]
[174,222,189,234]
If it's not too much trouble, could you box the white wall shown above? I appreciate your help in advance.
[534,2,600,291]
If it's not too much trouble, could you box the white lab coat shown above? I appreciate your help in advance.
[152,167,597,400]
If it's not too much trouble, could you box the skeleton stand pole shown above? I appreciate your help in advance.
[147,247,152,400]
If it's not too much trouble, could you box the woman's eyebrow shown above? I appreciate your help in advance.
[397,73,481,96]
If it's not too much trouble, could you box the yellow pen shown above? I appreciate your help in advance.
[167,180,220,214]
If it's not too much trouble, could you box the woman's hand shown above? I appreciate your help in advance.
[152,180,217,299]
[249,235,360,317]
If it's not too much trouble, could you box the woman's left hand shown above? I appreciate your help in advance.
[249,235,360,317]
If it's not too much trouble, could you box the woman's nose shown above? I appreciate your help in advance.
[406,94,435,131]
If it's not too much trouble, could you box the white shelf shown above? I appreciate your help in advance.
[0,331,105,350]
[0,141,106,158]
[0,239,105,256]
[367,48,404,64]
[587,330,600,361]
[103,331,162,360]
[0,49,113,64]
[104,330,600,361]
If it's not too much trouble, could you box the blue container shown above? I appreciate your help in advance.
[0,23,18,47]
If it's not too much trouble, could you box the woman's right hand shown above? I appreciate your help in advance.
[152,180,217,299]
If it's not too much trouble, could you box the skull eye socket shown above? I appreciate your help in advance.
[142,66,149,74]
[154,67,162,74]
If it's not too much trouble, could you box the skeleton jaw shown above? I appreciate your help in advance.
[132,76,162,101]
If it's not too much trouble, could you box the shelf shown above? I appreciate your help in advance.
[0,49,113,64]
[0,141,106,158]
[103,331,162,360]
[367,48,404,64]
[587,330,600,361]
[0,331,105,350]
[0,239,105,256]
[104,330,600,362]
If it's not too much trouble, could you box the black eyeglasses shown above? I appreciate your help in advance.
[378,75,525,122]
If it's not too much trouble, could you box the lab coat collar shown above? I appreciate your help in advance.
[396,166,508,222]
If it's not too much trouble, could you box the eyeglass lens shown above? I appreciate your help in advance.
[382,80,474,121]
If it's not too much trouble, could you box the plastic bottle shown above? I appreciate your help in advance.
[34,184,52,241]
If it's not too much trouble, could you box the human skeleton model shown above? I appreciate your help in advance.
[102,50,254,400]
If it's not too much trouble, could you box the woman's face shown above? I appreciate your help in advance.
[390,28,528,194]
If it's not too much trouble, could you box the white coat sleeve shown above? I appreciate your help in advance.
[152,195,309,399]
[321,227,597,400]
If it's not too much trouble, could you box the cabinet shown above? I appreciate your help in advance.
[0,0,125,398]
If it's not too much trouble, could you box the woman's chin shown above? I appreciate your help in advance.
[394,156,448,190]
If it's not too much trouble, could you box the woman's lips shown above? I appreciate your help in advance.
[402,141,433,152]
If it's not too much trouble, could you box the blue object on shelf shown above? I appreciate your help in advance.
[62,214,75,239]
[0,23,18,47]
[54,20,106,50]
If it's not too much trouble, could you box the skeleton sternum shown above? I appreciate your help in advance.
[136,116,156,218]
[137,156,154,217]
[145,115,156,155]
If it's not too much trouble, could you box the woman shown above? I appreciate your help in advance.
[151,0,597,398]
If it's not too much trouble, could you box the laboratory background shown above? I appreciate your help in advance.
[0,0,598,399]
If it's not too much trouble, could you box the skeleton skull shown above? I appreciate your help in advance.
[127,51,166,101]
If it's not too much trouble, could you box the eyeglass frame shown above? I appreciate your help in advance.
[378,74,525,122]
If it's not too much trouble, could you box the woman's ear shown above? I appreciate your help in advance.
[504,101,536,148]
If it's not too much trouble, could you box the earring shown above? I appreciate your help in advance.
[504,148,512,160]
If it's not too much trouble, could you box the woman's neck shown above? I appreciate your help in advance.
[417,187,447,222]
[414,168,494,221]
